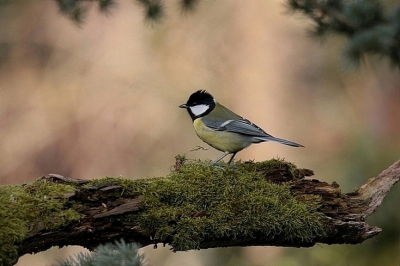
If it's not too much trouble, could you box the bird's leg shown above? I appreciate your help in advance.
[227,152,237,165]
[210,151,231,165]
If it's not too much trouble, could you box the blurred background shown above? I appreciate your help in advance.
[0,0,399,265]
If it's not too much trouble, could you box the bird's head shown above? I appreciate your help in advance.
[179,90,216,120]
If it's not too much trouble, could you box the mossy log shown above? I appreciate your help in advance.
[1,158,399,265]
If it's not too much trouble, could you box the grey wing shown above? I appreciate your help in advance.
[203,118,272,138]
[202,117,303,147]
[223,119,273,137]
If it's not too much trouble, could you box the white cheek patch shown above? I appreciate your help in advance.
[189,104,209,116]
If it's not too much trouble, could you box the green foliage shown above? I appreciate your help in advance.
[54,0,116,23]
[54,239,145,266]
[136,0,164,21]
[0,180,80,265]
[132,159,326,250]
[288,0,400,68]
[52,0,200,22]
[51,0,400,67]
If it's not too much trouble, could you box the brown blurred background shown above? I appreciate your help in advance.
[1,1,399,265]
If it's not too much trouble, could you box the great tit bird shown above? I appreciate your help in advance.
[179,90,303,165]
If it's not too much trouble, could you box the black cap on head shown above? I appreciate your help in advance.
[179,90,216,120]
[186,90,214,106]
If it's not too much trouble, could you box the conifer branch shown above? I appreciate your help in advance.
[50,0,400,67]
[288,0,400,67]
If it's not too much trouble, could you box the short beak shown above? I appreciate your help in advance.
[179,104,188,108]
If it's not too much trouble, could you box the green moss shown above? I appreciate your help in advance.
[0,179,80,265]
[133,158,326,251]
[1,158,325,263]
[83,176,154,198]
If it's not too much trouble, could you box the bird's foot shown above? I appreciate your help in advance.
[209,162,225,171]
[228,163,238,169]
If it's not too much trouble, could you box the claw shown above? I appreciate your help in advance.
[211,164,225,171]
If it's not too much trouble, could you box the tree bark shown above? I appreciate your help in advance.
[2,159,399,265]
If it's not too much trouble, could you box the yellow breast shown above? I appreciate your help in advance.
[193,118,251,153]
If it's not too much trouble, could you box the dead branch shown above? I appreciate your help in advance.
[1,159,398,265]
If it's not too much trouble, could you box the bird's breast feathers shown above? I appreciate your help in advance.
[193,118,252,153]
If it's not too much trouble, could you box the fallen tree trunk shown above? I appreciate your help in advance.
[1,158,399,265]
